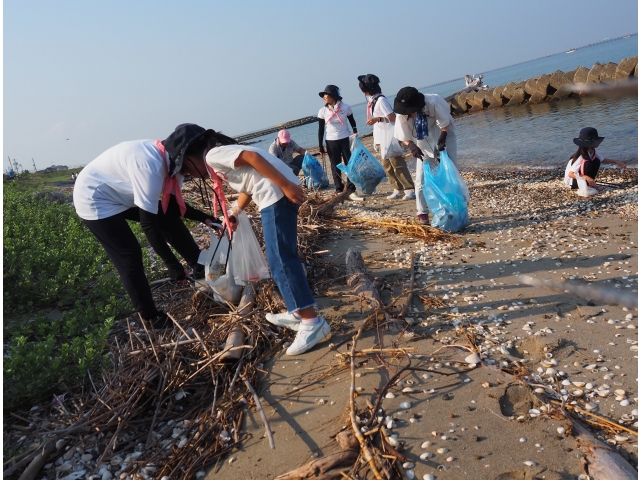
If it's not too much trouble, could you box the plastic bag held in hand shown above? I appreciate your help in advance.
[379,121,404,159]
[337,137,387,195]
[422,150,470,233]
[197,229,242,303]
[302,153,329,190]
[230,211,271,285]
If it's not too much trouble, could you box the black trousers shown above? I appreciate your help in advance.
[289,154,304,176]
[326,137,356,193]
[571,157,601,189]
[83,206,200,319]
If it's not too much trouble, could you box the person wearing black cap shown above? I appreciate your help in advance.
[73,124,224,328]
[393,86,458,225]
[358,74,415,200]
[564,127,627,195]
[317,85,363,201]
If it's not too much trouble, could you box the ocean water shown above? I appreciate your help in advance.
[245,36,638,168]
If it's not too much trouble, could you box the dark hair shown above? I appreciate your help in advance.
[570,146,594,165]
[185,131,238,157]
[359,81,381,95]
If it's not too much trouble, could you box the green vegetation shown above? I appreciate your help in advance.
[3,183,144,410]
[3,167,83,192]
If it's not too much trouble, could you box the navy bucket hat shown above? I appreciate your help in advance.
[394,86,426,115]
[162,123,215,177]
[358,74,382,94]
[319,85,343,101]
[573,127,604,148]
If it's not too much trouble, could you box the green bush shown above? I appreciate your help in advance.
[2,186,139,409]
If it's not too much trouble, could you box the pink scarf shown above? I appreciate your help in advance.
[325,102,344,125]
[205,162,233,240]
[156,140,187,217]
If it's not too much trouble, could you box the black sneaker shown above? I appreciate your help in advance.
[192,264,205,280]
[150,311,174,330]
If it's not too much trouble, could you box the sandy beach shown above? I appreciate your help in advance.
[207,136,638,479]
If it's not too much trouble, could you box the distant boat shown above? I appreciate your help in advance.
[566,48,577,54]
[623,35,631,38]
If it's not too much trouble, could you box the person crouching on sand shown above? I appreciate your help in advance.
[179,126,332,356]
[564,127,627,196]
[358,74,416,201]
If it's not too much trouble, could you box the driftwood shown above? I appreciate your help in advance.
[518,274,638,308]
[316,190,350,216]
[16,440,60,480]
[346,248,382,309]
[573,422,637,479]
[274,432,359,480]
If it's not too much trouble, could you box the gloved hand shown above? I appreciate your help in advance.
[319,145,325,154]
[168,263,188,281]
[437,131,448,151]
[407,141,424,160]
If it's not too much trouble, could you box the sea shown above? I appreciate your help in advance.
[243,35,638,169]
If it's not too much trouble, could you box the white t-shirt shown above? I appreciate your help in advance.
[394,94,455,158]
[564,152,603,186]
[205,145,300,211]
[370,95,395,146]
[74,139,179,220]
[318,101,353,141]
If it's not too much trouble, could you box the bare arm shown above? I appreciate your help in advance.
[602,158,627,169]
[296,147,307,156]
[235,150,304,205]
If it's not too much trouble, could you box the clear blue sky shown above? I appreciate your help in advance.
[4,0,638,170]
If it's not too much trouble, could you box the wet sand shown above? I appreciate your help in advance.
[207,139,637,480]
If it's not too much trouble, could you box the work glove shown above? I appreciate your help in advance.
[319,145,325,154]
[437,131,448,151]
[407,141,424,160]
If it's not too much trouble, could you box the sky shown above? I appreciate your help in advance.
[3,0,639,170]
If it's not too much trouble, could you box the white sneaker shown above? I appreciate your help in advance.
[387,190,402,199]
[403,189,416,200]
[265,311,301,331]
[348,192,364,201]
[286,317,331,355]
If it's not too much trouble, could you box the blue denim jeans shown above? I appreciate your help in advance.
[261,197,316,313]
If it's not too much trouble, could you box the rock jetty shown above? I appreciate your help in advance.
[235,116,318,143]
[448,56,637,116]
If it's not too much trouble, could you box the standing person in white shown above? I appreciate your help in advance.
[358,74,415,200]
[317,85,363,201]
[393,86,458,224]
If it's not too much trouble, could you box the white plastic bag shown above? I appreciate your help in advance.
[197,230,242,304]
[576,175,598,197]
[378,121,404,159]
[230,211,270,285]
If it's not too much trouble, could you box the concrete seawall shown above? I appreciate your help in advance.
[448,56,638,116]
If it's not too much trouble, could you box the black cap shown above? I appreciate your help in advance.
[319,85,342,101]
[358,74,381,94]
[573,127,605,148]
[393,86,426,115]
[162,124,215,177]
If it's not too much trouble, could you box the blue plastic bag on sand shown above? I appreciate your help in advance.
[301,153,329,189]
[422,150,470,232]
[337,138,387,194]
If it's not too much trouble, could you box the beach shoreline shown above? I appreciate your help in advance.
[206,140,638,479]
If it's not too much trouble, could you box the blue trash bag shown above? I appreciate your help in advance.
[301,153,329,189]
[422,150,470,232]
[336,137,387,194]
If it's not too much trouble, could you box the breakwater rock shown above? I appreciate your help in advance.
[448,56,638,116]
[235,116,318,143]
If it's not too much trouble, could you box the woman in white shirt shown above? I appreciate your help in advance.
[179,132,331,356]
[73,124,222,328]
[358,74,415,200]
[317,85,363,201]
[393,86,458,225]
[564,127,627,195]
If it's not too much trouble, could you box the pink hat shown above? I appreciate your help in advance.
[277,129,291,143]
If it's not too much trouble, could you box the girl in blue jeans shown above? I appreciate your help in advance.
[179,126,331,355]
